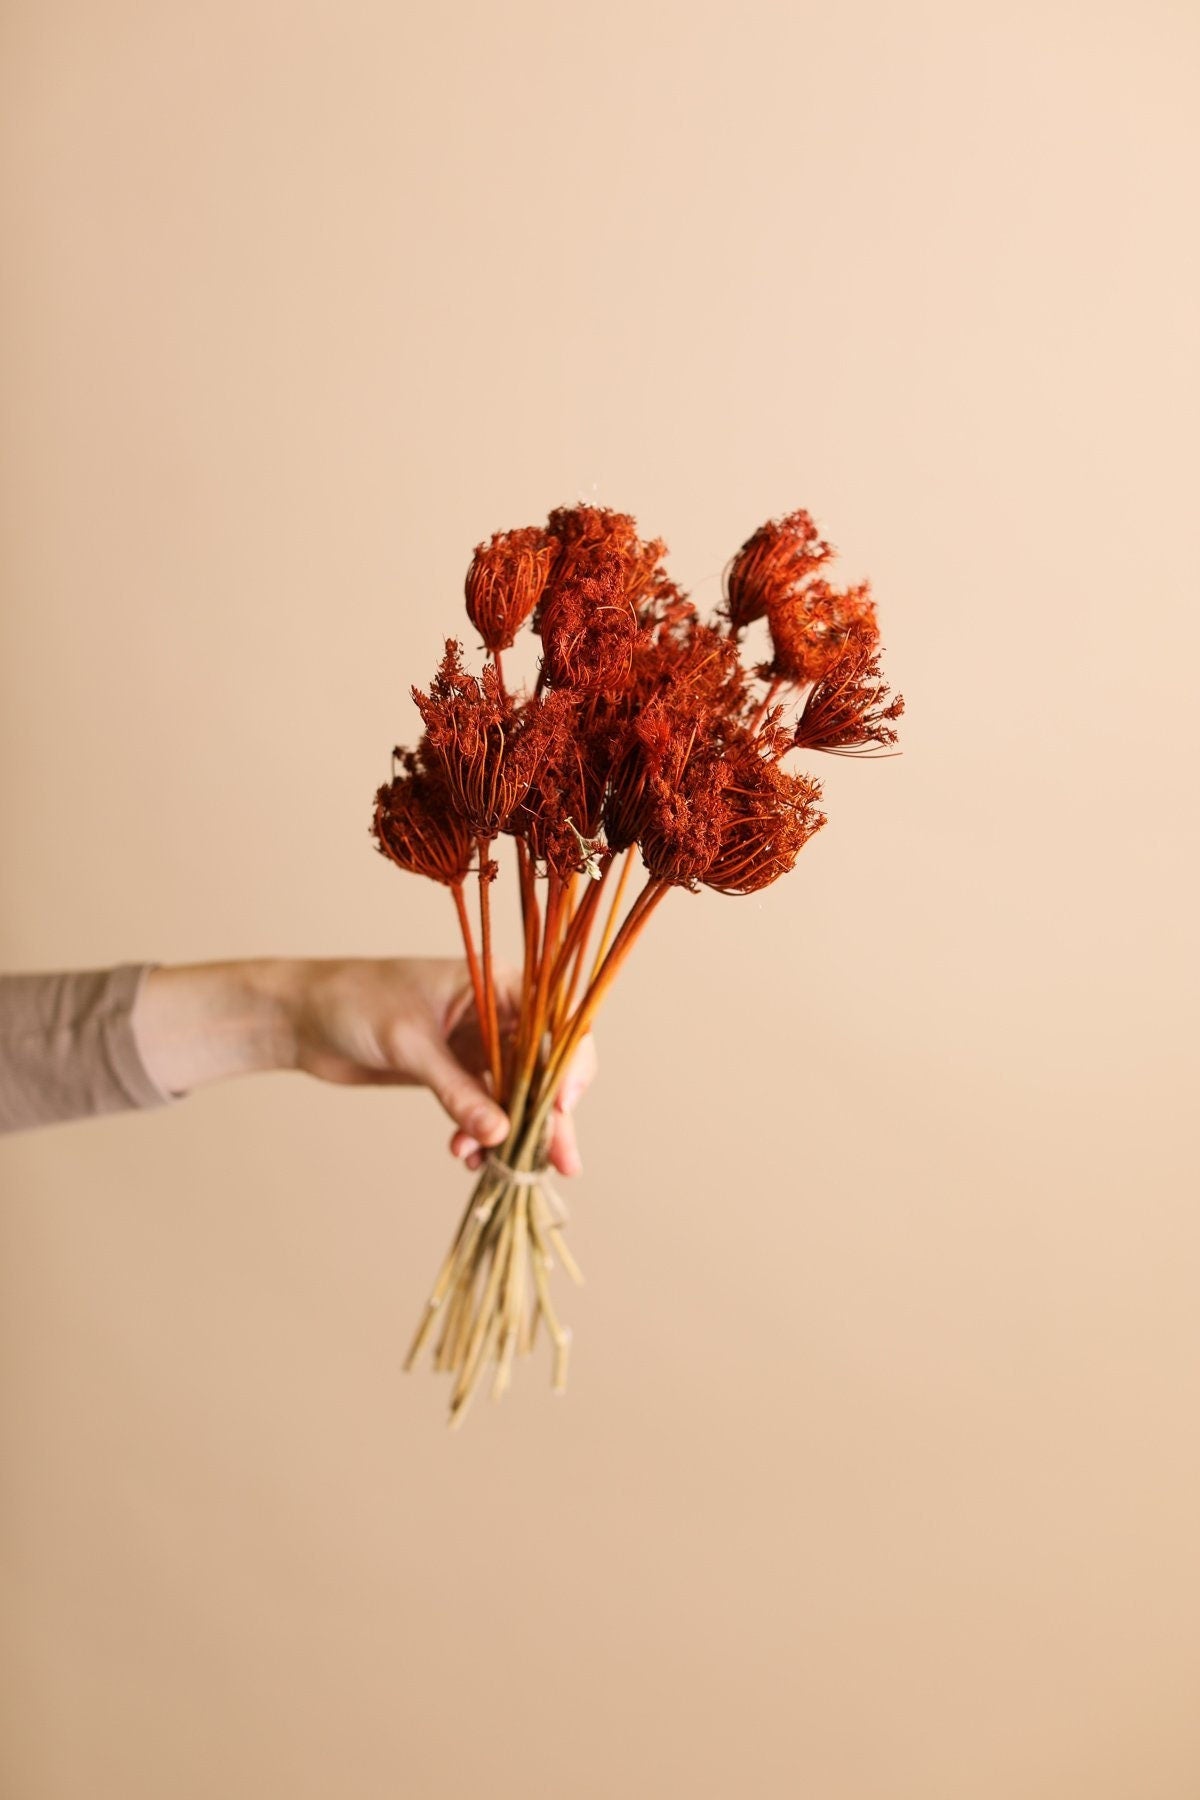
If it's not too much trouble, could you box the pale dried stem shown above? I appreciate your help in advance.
[530,1188,584,1287]
[449,1310,502,1432]
[450,1200,518,1421]
[528,1214,571,1394]
[434,1276,467,1371]
[402,1167,506,1371]
[492,1188,528,1399]
[549,1227,583,1286]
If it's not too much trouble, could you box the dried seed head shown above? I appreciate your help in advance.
[372,768,474,887]
[545,503,641,572]
[766,578,879,686]
[412,641,546,836]
[639,748,731,890]
[539,552,638,695]
[723,509,833,634]
[536,504,677,694]
[465,526,558,652]
[511,692,613,876]
[602,700,672,853]
[703,747,826,895]
[793,618,906,755]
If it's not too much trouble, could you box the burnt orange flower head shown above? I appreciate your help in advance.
[723,509,833,634]
[545,503,641,574]
[702,743,826,894]
[766,578,880,686]
[536,503,679,694]
[793,616,906,755]
[539,551,638,695]
[639,726,826,894]
[372,766,474,887]
[412,640,546,837]
[603,697,677,853]
[639,750,731,890]
[465,526,558,653]
[513,693,612,877]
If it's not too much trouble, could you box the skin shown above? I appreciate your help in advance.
[131,957,596,1178]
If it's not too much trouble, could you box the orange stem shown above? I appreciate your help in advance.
[451,881,490,1082]
[521,877,669,1153]
[514,866,563,1107]
[545,863,609,1019]
[549,862,612,1037]
[586,847,635,988]
[476,839,504,1100]
[515,838,537,1020]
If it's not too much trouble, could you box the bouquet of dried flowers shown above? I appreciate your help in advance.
[372,504,902,1427]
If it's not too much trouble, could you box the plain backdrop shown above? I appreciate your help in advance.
[2,2,1198,1796]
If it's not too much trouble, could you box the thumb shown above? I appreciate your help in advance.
[409,1036,509,1147]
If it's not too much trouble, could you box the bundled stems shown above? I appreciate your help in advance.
[407,844,669,1425]
[523,875,668,1154]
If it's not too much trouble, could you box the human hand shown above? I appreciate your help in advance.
[288,956,595,1177]
[136,958,596,1178]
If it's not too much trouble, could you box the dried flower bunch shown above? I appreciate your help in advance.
[373,503,903,1427]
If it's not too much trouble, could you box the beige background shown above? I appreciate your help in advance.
[1,1,1198,1795]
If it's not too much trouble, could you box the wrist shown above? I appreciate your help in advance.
[133,959,305,1096]
[239,958,306,1074]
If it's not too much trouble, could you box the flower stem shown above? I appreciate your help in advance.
[545,859,610,1032]
[520,876,669,1155]
[451,881,490,1079]
[515,838,539,1052]
[587,846,635,988]
[505,866,562,1151]
[476,838,504,1100]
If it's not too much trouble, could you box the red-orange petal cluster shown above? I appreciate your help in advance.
[534,505,680,696]
[372,769,474,886]
[703,747,826,894]
[377,502,900,887]
[723,509,833,634]
[793,617,906,755]
[766,578,879,686]
[465,526,558,652]
[510,692,612,878]
[639,731,826,894]
[412,641,546,837]
[539,552,638,695]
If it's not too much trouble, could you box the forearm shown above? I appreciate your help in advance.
[132,960,302,1096]
[2,956,586,1169]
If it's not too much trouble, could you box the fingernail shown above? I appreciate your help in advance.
[560,1078,584,1112]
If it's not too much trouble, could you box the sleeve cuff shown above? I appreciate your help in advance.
[0,961,185,1133]
[105,962,183,1109]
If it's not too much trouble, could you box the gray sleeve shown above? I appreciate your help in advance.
[0,963,178,1134]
